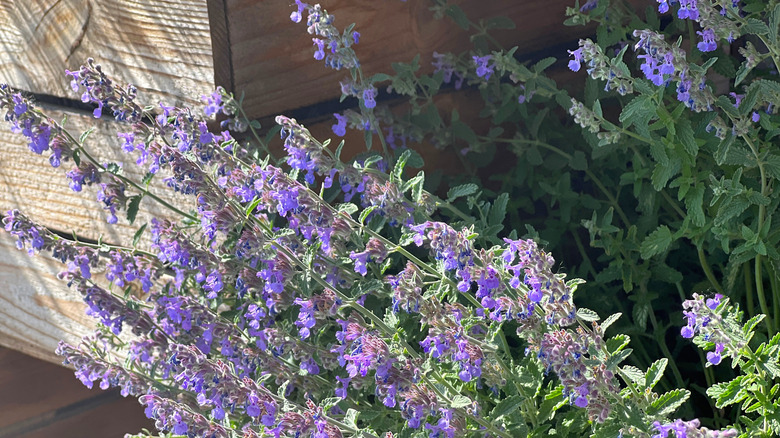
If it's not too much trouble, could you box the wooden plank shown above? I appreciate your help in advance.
[0,104,190,363]
[0,231,96,364]
[0,0,215,109]
[224,0,603,120]
[0,347,153,437]
[0,104,191,246]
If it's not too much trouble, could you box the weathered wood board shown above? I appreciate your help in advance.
[0,0,215,109]
[0,104,191,246]
[221,0,605,120]
[0,346,153,437]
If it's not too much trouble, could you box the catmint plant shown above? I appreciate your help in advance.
[3,0,780,437]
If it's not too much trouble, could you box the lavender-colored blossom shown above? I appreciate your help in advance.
[696,28,717,52]
[472,55,494,80]
[651,418,737,438]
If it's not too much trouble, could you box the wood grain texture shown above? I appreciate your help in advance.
[0,346,153,437]
[0,104,193,246]
[0,231,95,364]
[0,0,215,109]
[225,0,601,120]
[0,105,191,363]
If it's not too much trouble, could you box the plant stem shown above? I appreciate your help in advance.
[697,246,725,295]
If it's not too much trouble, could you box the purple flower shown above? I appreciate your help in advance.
[657,0,670,13]
[707,343,725,365]
[677,0,699,20]
[472,55,494,80]
[568,48,583,72]
[332,113,347,136]
[312,38,326,60]
[204,270,223,299]
[290,0,307,23]
[696,28,717,52]
[752,112,760,122]
[362,88,377,109]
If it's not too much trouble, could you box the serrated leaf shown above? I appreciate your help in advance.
[445,5,470,29]
[337,203,359,215]
[450,395,472,408]
[384,308,399,329]
[601,312,622,332]
[126,195,142,224]
[676,118,698,156]
[447,183,478,202]
[533,57,556,73]
[685,184,706,227]
[344,408,359,428]
[576,307,600,322]
[619,95,656,137]
[621,365,645,384]
[490,395,523,419]
[606,348,632,370]
[392,149,411,183]
[359,206,378,224]
[707,376,751,408]
[640,225,673,259]
[744,18,770,36]
[489,193,509,226]
[770,4,780,44]
[651,389,690,415]
[645,359,668,390]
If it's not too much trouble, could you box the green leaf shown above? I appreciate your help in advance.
[445,5,470,29]
[533,57,557,73]
[621,365,645,384]
[650,389,690,415]
[685,184,706,227]
[359,206,378,224]
[764,154,780,181]
[606,348,632,370]
[392,149,411,183]
[485,16,516,30]
[79,127,96,145]
[447,183,478,202]
[645,358,668,390]
[126,195,142,224]
[640,225,673,259]
[105,162,122,175]
[744,18,770,36]
[569,150,588,171]
[619,95,656,137]
[707,376,752,408]
[384,308,399,329]
[72,149,81,166]
[576,308,600,322]
[450,395,472,408]
[132,223,147,247]
[489,193,509,226]
[344,409,359,428]
[337,203,359,215]
[676,118,698,156]
[490,395,524,419]
[369,73,392,83]
[770,4,780,45]
[601,312,622,332]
